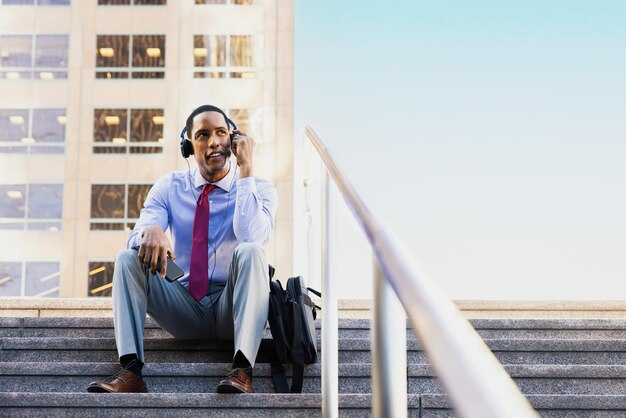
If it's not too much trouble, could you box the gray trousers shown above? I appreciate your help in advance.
[112,243,269,367]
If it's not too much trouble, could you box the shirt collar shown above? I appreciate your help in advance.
[193,163,237,192]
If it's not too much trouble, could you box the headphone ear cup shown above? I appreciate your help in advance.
[180,139,193,158]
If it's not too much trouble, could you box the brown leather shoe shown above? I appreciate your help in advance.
[216,368,254,393]
[87,369,148,393]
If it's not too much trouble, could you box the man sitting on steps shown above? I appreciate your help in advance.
[87,104,278,394]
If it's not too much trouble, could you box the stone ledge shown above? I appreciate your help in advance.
[2,298,626,319]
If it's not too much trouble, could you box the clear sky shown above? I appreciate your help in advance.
[294,1,626,299]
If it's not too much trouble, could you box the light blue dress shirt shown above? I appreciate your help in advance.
[127,164,278,287]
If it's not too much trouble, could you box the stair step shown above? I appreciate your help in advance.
[2,336,626,365]
[2,362,626,395]
[3,318,626,339]
[0,392,421,417]
[421,394,626,417]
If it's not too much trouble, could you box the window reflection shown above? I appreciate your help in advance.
[193,34,258,78]
[35,35,69,68]
[0,108,66,153]
[24,262,60,297]
[96,34,165,79]
[90,183,153,230]
[93,108,163,153]
[0,184,63,230]
[0,34,68,79]
[88,261,115,297]
[0,262,22,297]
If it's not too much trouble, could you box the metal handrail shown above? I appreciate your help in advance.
[303,126,538,418]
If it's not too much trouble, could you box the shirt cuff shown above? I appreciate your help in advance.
[236,176,257,196]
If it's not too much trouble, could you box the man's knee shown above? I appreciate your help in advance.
[113,249,142,284]
[233,243,265,263]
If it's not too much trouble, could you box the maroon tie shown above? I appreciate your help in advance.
[189,184,216,301]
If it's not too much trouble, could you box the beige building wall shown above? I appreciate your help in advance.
[0,1,294,297]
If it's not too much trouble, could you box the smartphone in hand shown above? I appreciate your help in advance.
[158,258,184,282]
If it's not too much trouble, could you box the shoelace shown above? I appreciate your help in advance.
[104,368,130,382]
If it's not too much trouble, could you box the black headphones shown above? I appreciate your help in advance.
[179,117,238,159]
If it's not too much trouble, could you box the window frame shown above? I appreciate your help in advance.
[95,34,166,79]
[0,33,69,80]
[0,107,67,154]
[0,261,60,298]
[92,107,164,154]
[192,34,261,79]
[89,182,153,231]
[0,183,64,231]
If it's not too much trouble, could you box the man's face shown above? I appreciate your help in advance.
[190,111,231,183]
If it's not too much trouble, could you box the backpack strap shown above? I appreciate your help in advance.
[289,299,305,393]
[269,349,290,393]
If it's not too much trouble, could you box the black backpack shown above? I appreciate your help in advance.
[267,275,321,393]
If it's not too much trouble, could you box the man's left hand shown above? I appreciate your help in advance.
[231,130,254,178]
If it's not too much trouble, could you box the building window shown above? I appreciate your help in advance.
[98,0,165,4]
[0,34,68,80]
[90,183,152,230]
[193,34,261,78]
[93,108,163,153]
[96,34,165,79]
[195,0,257,4]
[0,0,70,5]
[88,261,114,297]
[0,261,60,297]
[0,184,63,231]
[0,108,66,153]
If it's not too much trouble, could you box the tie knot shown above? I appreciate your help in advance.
[202,184,216,196]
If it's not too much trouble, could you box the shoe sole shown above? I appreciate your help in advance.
[216,382,252,394]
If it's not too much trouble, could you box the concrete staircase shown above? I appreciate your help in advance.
[2,313,626,416]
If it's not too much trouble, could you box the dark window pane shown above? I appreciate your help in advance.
[129,146,162,153]
[0,185,26,218]
[130,109,163,143]
[0,109,29,142]
[90,222,125,230]
[93,145,127,153]
[35,35,68,68]
[96,35,129,68]
[130,71,164,79]
[0,262,22,297]
[91,184,125,218]
[96,71,129,79]
[28,184,63,219]
[32,109,66,143]
[88,261,114,297]
[134,0,166,4]
[193,71,225,78]
[94,109,128,145]
[24,262,59,297]
[127,184,151,219]
[193,35,226,67]
[132,35,165,68]
[0,35,32,67]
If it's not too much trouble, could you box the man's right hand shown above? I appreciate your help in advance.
[138,225,175,278]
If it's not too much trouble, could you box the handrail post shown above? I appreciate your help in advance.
[372,260,407,418]
[321,169,339,418]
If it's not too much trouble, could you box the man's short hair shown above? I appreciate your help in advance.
[185,104,230,139]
